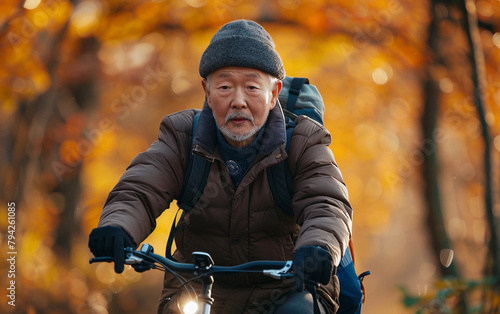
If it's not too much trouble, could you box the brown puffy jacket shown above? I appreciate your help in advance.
[98,104,353,313]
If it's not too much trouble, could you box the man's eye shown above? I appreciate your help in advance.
[219,86,230,90]
[248,86,259,90]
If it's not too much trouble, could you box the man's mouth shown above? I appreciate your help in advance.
[230,117,248,125]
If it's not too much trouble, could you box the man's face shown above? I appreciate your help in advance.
[202,67,282,148]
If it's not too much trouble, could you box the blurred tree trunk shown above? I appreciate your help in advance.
[458,0,498,305]
[421,0,459,278]
[422,0,497,309]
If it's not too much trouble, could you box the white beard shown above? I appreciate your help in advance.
[217,112,262,143]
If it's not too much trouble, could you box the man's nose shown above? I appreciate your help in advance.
[231,88,247,109]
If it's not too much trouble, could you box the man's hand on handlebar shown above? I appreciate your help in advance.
[293,246,334,291]
[88,226,136,273]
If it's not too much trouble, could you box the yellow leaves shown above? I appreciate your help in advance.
[81,143,119,191]
[23,0,72,32]
[5,59,52,98]
[59,139,81,165]
[0,93,16,115]
[97,11,147,42]
[31,62,51,92]
[0,1,22,25]
[142,203,179,252]
[80,202,102,236]
[0,1,71,106]
[357,196,391,235]
[353,123,379,160]
[135,1,163,25]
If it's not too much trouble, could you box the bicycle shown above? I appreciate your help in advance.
[90,243,302,314]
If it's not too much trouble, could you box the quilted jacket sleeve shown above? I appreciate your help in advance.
[289,116,353,266]
[97,110,196,245]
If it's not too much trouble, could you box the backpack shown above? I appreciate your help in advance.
[168,76,369,312]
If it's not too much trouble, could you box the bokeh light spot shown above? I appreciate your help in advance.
[440,249,454,268]
[493,33,500,49]
[24,0,41,10]
[439,77,454,93]
[372,68,388,85]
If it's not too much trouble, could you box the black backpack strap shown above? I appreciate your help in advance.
[165,208,185,258]
[177,112,211,212]
[268,77,308,216]
[267,121,295,215]
[167,112,211,257]
[285,77,309,112]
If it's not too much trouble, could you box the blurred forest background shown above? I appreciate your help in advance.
[1,0,500,313]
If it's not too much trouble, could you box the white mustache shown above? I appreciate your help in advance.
[225,112,255,124]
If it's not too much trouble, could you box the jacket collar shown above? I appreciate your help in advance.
[193,101,286,158]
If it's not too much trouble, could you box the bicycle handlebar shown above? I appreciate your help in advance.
[89,244,324,314]
[89,244,294,280]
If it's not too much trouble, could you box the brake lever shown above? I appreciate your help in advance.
[263,261,293,279]
[125,254,144,265]
[89,253,144,265]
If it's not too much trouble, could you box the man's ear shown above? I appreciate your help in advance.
[202,79,211,106]
[269,80,282,110]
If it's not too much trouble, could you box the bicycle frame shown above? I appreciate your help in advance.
[90,243,293,314]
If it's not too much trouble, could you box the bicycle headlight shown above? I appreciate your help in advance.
[182,300,198,314]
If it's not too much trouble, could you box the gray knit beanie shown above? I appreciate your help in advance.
[199,20,285,80]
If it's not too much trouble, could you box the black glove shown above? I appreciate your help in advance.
[293,246,334,291]
[88,226,135,274]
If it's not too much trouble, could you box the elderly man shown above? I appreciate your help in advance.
[89,20,352,313]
